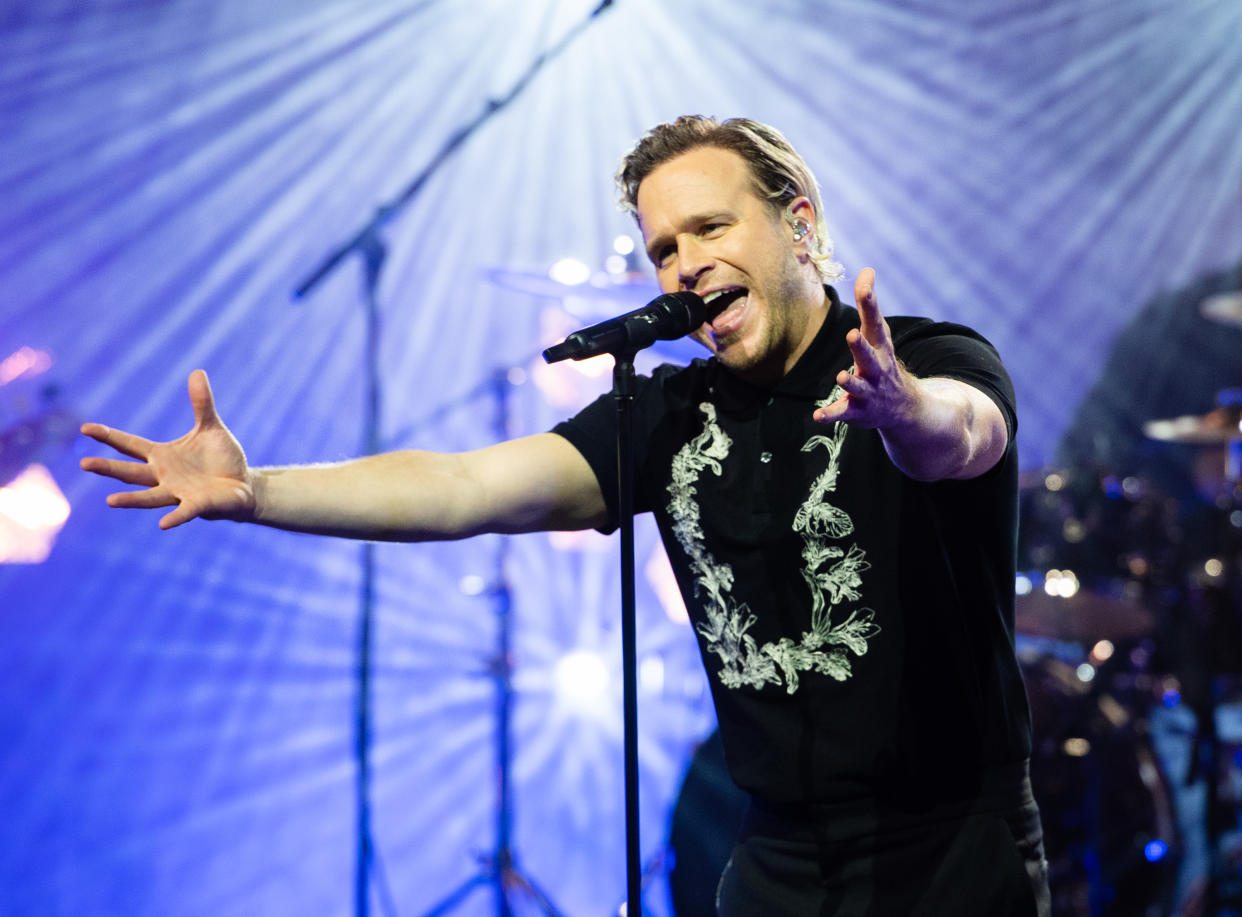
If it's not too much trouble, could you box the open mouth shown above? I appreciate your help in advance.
[702,288,749,336]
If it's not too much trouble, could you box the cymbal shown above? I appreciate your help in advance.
[1015,590,1154,642]
[1143,403,1242,444]
[1201,291,1242,327]
[484,267,660,315]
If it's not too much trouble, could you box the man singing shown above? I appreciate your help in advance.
[83,115,1049,915]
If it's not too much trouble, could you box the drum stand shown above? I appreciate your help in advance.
[1195,438,1242,916]
[295,222,569,916]
[1143,381,1242,914]
[416,371,566,917]
[289,2,613,905]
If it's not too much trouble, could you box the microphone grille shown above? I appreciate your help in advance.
[659,290,708,331]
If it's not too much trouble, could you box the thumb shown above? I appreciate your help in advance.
[187,369,222,429]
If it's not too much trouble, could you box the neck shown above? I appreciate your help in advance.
[781,286,833,374]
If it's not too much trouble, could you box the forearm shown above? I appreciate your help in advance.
[249,451,483,541]
[247,433,607,541]
[878,377,1008,482]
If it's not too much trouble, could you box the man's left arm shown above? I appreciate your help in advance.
[812,268,1009,482]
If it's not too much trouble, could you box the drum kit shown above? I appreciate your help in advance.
[1017,289,1242,916]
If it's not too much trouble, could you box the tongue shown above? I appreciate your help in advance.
[711,290,747,329]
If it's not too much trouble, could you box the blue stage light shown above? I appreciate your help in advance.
[1144,839,1168,863]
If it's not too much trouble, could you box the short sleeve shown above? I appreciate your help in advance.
[551,365,682,533]
[896,323,1018,443]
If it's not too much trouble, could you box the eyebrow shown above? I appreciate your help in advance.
[643,211,733,262]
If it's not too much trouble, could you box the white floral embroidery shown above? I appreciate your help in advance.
[668,388,879,695]
[667,403,779,690]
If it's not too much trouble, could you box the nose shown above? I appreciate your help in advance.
[676,238,712,291]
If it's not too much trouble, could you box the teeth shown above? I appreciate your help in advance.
[703,288,745,307]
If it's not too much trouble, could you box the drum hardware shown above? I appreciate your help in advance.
[1021,638,1181,917]
[1142,390,1242,448]
[1015,589,1155,644]
[1017,467,1174,647]
[483,266,660,315]
[1017,466,1189,913]
[1198,241,1242,328]
[1142,393,1242,917]
[1200,290,1242,329]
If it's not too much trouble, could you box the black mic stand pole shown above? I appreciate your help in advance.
[541,289,710,916]
[612,348,643,916]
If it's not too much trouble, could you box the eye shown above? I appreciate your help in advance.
[653,244,675,267]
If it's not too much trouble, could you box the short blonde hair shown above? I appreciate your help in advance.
[616,116,844,283]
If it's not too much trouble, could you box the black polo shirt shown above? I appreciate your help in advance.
[553,288,1031,821]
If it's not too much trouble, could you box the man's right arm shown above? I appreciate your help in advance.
[81,369,609,540]
[250,434,609,541]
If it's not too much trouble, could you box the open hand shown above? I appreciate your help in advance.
[80,370,255,529]
[812,268,918,429]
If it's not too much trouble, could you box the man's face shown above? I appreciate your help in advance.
[636,145,819,383]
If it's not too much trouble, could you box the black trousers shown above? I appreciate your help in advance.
[716,770,1050,916]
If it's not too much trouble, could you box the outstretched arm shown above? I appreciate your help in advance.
[812,268,1009,482]
[81,370,609,539]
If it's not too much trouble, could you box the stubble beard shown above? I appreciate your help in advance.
[715,265,814,385]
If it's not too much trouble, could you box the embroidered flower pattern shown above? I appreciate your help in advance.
[668,389,879,694]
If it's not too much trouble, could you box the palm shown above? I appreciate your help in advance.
[80,370,255,529]
[813,267,915,429]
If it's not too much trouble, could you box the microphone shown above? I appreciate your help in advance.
[542,291,709,363]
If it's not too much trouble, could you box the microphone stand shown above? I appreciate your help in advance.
[417,368,566,917]
[288,4,616,914]
[542,291,709,916]
[356,228,400,917]
[613,348,643,916]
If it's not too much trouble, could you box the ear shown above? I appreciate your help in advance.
[784,196,815,249]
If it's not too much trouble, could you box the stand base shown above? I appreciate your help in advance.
[418,853,567,917]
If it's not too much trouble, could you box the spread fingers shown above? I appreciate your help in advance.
[80,456,158,486]
[80,423,155,461]
[106,487,176,510]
